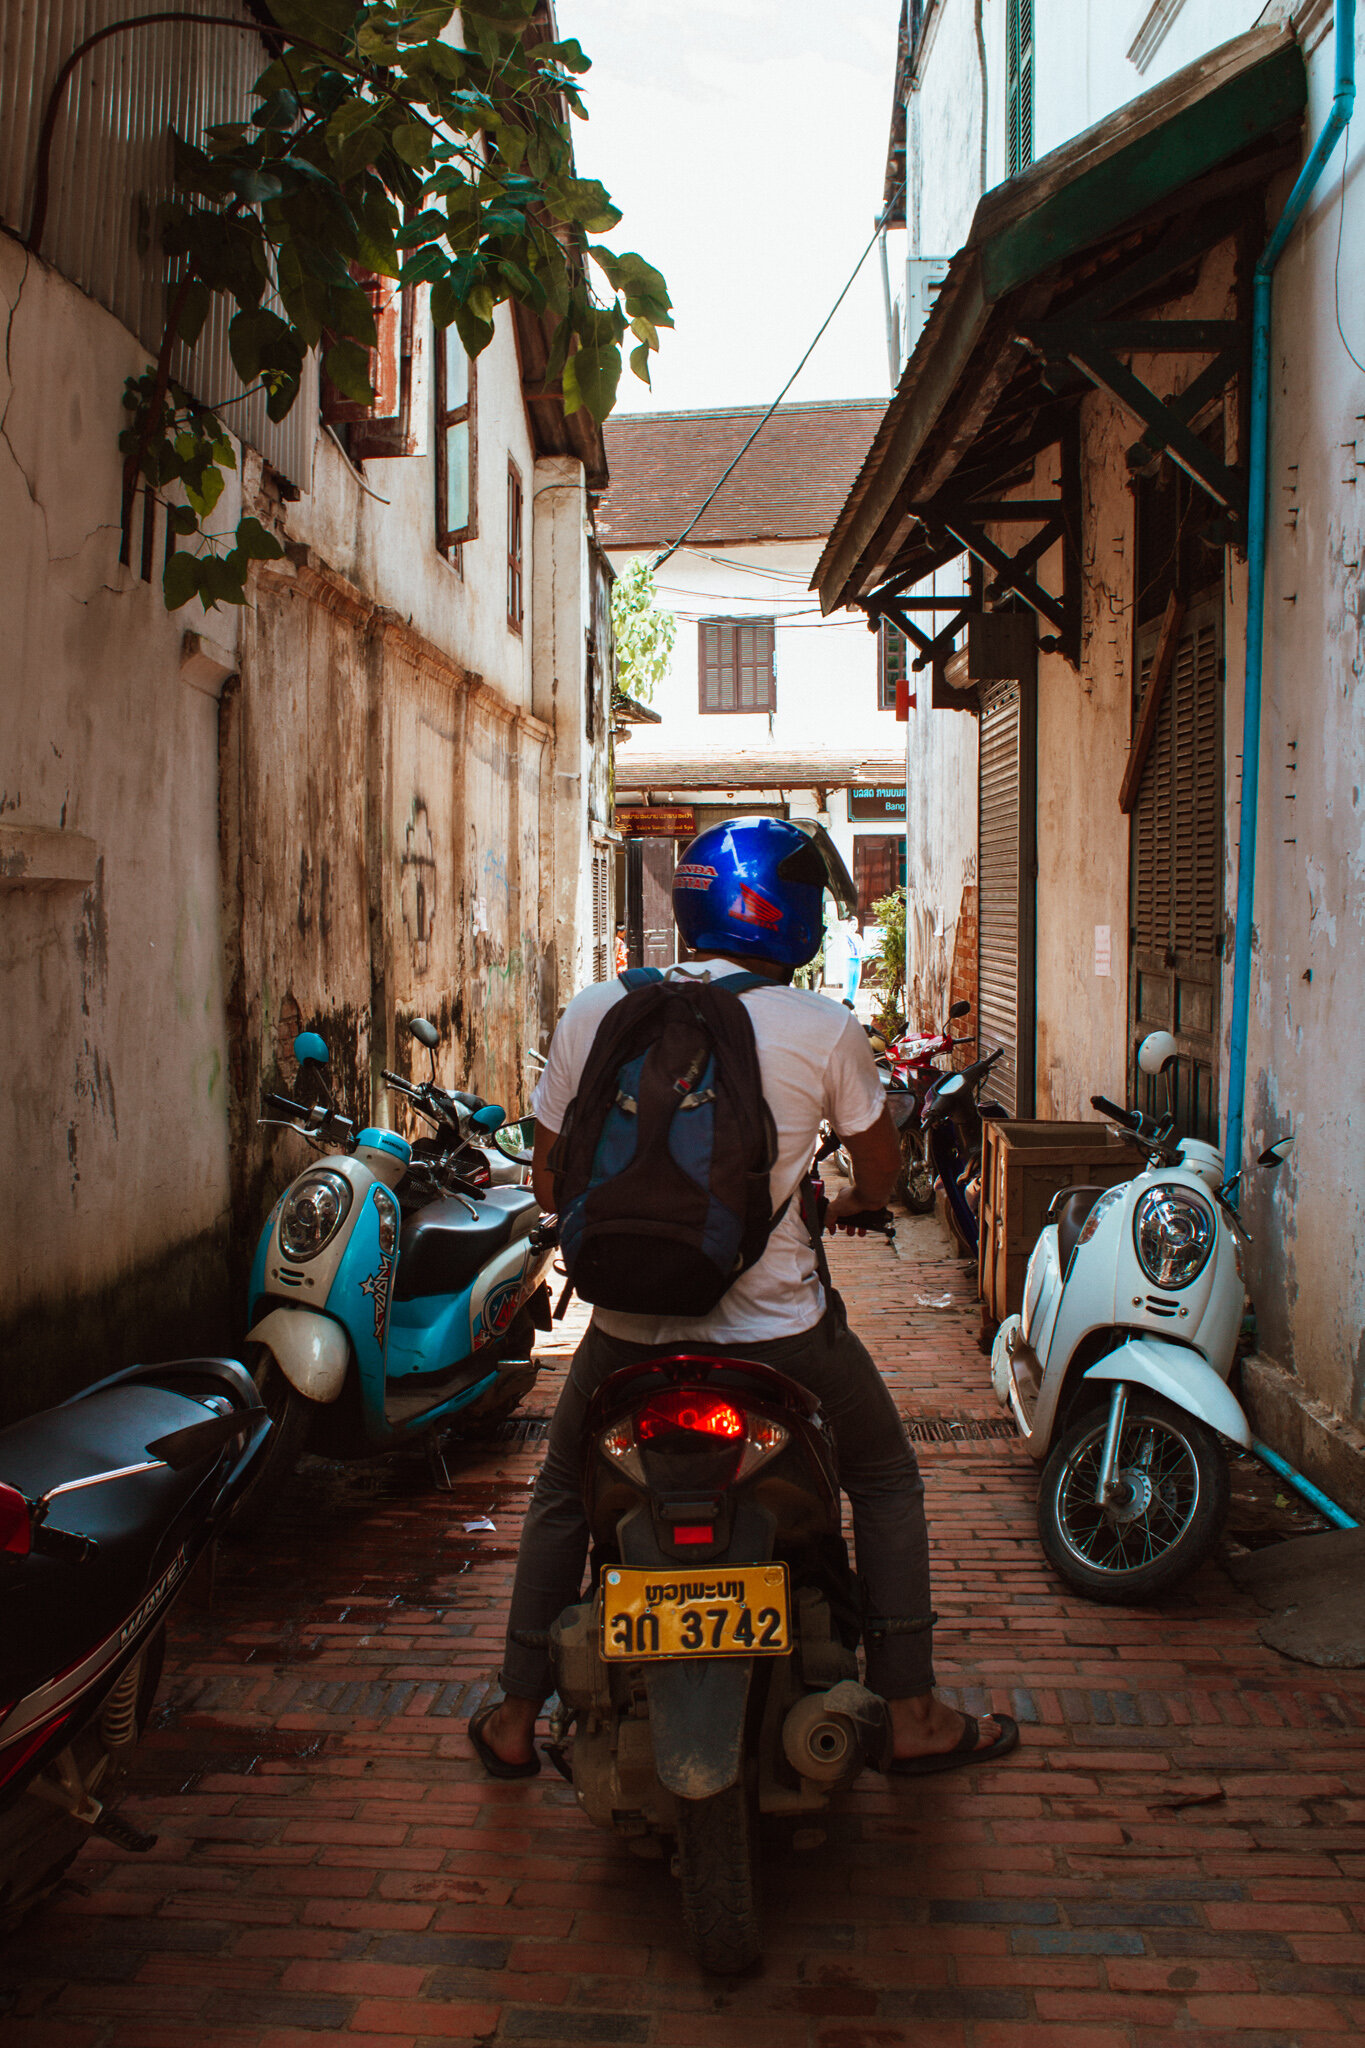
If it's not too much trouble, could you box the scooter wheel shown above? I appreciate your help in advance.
[1037,1390,1229,1603]
[673,1783,761,1975]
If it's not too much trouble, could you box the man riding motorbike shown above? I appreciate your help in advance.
[469,818,1018,1779]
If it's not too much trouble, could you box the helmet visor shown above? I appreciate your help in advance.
[778,820,858,918]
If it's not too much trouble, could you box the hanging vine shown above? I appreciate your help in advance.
[31,1,670,610]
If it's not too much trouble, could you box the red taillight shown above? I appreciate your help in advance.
[636,1392,745,1442]
[673,1525,716,1545]
[0,1485,30,1556]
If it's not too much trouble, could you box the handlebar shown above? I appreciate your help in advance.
[1091,1093,1140,1130]
[265,1091,307,1118]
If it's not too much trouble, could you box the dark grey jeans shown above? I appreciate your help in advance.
[497,1311,936,1701]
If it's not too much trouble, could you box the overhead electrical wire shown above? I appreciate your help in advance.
[651,189,904,574]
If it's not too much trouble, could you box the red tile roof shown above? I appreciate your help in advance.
[596,401,887,549]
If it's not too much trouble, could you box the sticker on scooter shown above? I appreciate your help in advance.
[119,1543,189,1646]
[358,1254,393,1343]
[473,1280,522,1350]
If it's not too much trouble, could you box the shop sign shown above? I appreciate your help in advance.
[848,784,906,821]
[616,806,697,837]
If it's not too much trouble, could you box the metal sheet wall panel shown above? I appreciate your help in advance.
[977,680,1022,1116]
[0,0,314,487]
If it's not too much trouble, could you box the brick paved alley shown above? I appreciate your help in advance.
[4,1215,1365,2047]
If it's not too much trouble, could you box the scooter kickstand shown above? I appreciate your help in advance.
[1095,1383,1129,1508]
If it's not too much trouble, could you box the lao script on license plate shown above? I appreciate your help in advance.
[599,1564,791,1661]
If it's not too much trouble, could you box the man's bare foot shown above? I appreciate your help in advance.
[473,1697,538,1767]
[887,1689,1004,1763]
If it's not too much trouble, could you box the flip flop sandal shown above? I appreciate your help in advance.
[883,1710,1020,1778]
[468,1702,541,1780]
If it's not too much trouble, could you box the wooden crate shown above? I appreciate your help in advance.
[978,1121,1144,1324]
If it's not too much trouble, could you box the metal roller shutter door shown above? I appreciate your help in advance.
[977,675,1036,1115]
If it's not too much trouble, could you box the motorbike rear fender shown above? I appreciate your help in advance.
[617,1502,775,1801]
[248,1308,350,1405]
[1082,1337,1251,1448]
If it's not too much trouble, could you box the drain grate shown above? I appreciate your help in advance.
[905,1414,1018,1443]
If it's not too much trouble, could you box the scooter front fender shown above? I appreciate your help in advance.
[249,1307,350,1405]
[1082,1337,1251,1449]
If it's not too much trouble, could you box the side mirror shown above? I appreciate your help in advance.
[1137,1031,1179,1078]
[1258,1137,1293,1168]
[410,1018,440,1051]
[494,1114,536,1160]
[949,999,971,1019]
[293,1031,330,1067]
[938,1074,966,1097]
[471,1103,505,1134]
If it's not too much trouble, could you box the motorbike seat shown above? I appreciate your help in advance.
[1054,1185,1106,1280]
[394,1186,537,1302]
[0,1381,228,1706]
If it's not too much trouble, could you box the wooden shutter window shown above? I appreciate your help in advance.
[435,323,476,561]
[879,622,908,711]
[1006,0,1035,178]
[322,270,415,459]
[507,460,524,631]
[697,618,775,713]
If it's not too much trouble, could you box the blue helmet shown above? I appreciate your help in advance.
[671,817,857,968]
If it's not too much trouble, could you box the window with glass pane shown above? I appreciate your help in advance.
[435,320,476,559]
[507,460,524,631]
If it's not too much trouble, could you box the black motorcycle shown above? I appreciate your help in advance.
[540,1344,888,1974]
[921,1045,1008,1257]
[0,1357,270,1930]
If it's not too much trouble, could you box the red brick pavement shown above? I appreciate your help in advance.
[4,1218,1365,2046]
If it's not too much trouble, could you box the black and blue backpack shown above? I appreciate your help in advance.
[549,969,783,1316]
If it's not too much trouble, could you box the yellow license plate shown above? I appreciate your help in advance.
[600,1564,791,1661]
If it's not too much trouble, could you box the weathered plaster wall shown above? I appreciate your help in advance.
[1232,16,1365,1419]
[0,235,235,1416]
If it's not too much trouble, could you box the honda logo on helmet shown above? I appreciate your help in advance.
[730,884,782,929]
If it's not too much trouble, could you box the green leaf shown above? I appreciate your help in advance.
[184,464,226,519]
[537,36,591,74]
[167,503,199,536]
[450,301,495,358]
[234,515,284,562]
[562,343,620,422]
[629,342,652,386]
[391,122,432,168]
[163,549,202,611]
[549,177,622,233]
[395,207,448,247]
[197,553,249,611]
[175,280,213,349]
[230,165,285,205]
[228,306,303,386]
[324,337,375,404]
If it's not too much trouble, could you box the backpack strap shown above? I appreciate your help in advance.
[618,967,665,990]
[798,1176,847,1344]
[711,970,773,995]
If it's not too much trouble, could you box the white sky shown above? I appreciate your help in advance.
[557,0,902,417]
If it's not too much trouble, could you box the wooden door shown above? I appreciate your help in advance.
[640,838,677,970]
[1128,592,1223,1139]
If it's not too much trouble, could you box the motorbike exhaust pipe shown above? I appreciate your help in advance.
[781,1681,888,1788]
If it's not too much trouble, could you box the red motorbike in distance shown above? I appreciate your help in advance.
[869,999,975,1215]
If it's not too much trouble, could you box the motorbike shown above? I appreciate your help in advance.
[537,1336,889,1975]
[239,1025,554,1516]
[0,1356,270,1930]
[989,1030,1292,1601]
[921,1045,1008,1257]
[875,999,976,1215]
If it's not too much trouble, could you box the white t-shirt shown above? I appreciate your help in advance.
[531,959,887,1344]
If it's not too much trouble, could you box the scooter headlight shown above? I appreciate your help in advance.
[1132,1186,1215,1291]
[278,1171,352,1261]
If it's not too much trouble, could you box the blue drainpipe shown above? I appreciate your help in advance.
[1224,1,1357,1191]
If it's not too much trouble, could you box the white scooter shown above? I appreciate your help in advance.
[990,1032,1291,1601]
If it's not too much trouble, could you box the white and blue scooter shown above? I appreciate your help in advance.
[990,1032,1291,1601]
[239,1026,554,1518]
